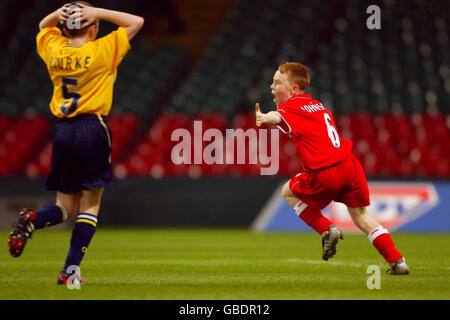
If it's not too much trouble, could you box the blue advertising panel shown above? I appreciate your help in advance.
[252,182,450,233]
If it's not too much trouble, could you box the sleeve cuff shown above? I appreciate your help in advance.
[117,27,131,51]
[36,27,63,58]
[276,111,292,134]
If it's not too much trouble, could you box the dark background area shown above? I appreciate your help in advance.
[0,0,448,226]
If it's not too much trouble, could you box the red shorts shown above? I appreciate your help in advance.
[289,153,370,210]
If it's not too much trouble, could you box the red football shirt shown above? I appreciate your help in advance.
[276,94,352,171]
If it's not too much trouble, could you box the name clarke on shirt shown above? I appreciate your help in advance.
[49,55,92,70]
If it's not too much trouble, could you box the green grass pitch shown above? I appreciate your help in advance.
[0,228,449,300]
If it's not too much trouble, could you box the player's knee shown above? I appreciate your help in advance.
[282,182,292,200]
[56,191,80,218]
[347,206,367,220]
[55,202,77,218]
[66,204,79,217]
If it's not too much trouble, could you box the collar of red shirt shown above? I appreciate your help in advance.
[289,94,312,100]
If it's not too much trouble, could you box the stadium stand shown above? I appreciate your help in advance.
[0,0,448,179]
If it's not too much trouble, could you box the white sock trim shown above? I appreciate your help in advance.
[293,200,308,217]
[368,226,389,244]
[77,214,98,224]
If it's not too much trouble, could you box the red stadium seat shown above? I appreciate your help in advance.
[127,154,150,176]
[0,115,11,138]
[109,113,139,163]
[378,147,402,176]
[335,114,350,132]
[37,142,52,176]
[196,113,227,131]
[348,113,376,141]
[232,113,258,130]
[361,152,380,176]
[0,115,51,175]
[399,158,418,177]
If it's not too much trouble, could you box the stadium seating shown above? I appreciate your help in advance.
[0,0,448,179]
[109,111,449,179]
[0,114,50,177]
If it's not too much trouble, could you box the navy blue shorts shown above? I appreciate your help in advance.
[46,114,113,194]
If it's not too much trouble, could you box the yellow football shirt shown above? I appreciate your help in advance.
[36,26,130,118]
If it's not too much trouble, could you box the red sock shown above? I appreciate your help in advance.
[293,201,332,234]
[368,227,403,264]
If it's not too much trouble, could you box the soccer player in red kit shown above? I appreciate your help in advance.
[255,62,409,275]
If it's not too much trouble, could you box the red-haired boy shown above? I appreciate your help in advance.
[256,62,409,275]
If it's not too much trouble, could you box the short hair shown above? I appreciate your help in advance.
[64,1,98,38]
[278,62,310,92]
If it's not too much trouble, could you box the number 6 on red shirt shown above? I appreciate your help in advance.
[324,113,341,148]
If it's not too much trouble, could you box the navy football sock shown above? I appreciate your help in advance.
[63,213,97,271]
[34,204,69,229]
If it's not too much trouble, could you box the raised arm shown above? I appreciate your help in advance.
[77,3,144,41]
[39,3,72,30]
[255,103,282,127]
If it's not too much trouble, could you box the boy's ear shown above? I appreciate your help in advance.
[89,24,98,37]
[291,83,300,94]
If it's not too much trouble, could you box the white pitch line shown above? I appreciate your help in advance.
[283,258,365,268]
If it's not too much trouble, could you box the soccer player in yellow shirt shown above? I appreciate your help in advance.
[8,2,144,285]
